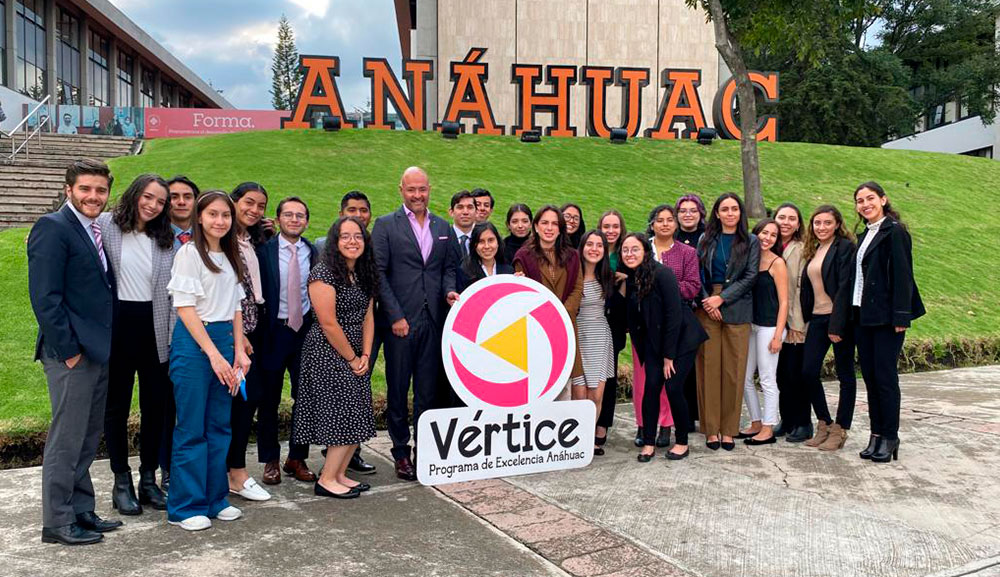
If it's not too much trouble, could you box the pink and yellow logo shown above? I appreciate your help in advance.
[442,276,576,409]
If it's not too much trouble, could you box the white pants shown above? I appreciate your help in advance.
[743,324,785,426]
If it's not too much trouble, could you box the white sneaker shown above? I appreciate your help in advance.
[168,515,212,531]
[216,506,243,522]
[231,477,271,501]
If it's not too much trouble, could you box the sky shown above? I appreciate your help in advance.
[108,0,402,110]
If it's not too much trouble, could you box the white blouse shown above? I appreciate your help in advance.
[167,243,244,322]
[119,232,152,302]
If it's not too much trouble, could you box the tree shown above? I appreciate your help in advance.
[270,15,303,111]
[685,0,868,217]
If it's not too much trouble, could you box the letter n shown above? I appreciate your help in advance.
[439,48,504,135]
[645,69,706,140]
[511,64,578,137]
[363,58,434,131]
[712,71,780,142]
[281,55,355,129]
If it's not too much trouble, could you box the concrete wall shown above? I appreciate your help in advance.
[882,116,997,158]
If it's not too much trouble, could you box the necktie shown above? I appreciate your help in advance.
[91,221,107,271]
[460,234,469,255]
[287,243,303,332]
[178,231,192,244]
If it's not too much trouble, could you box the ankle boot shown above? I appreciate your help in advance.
[138,470,168,510]
[112,470,142,515]
[818,424,847,451]
[859,434,879,459]
[870,437,899,463]
[804,421,829,447]
[785,423,813,443]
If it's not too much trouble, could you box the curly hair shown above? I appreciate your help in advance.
[621,233,657,302]
[321,216,378,299]
[111,173,173,250]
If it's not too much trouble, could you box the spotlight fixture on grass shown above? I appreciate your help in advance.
[697,127,718,145]
[322,116,342,132]
[520,130,541,143]
[441,121,461,140]
[609,128,628,144]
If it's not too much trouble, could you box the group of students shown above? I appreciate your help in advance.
[27,158,923,546]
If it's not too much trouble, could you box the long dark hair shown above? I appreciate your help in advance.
[112,173,173,250]
[699,193,750,272]
[854,181,904,232]
[773,202,804,242]
[230,181,269,246]
[597,209,627,253]
[560,202,585,248]
[752,218,781,256]
[192,191,244,278]
[803,204,855,262]
[505,203,533,237]
[524,205,572,266]
[646,204,677,239]
[463,222,506,280]
[620,232,657,302]
[321,216,378,299]
[578,230,614,299]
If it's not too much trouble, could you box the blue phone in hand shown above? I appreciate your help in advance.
[236,369,247,400]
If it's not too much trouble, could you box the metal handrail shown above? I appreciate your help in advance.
[3,95,53,163]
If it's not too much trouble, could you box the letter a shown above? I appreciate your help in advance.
[363,58,434,131]
[440,48,504,135]
[282,55,355,129]
[645,69,706,140]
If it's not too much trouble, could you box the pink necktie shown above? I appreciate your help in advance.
[91,221,107,271]
[287,244,303,332]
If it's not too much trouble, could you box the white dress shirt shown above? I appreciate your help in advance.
[852,217,886,307]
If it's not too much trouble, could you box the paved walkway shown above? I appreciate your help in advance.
[1,366,998,577]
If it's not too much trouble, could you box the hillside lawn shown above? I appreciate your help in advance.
[2,128,999,434]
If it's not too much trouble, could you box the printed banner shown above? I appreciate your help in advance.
[144,108,288,138]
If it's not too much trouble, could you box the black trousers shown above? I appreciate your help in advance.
[776,342,807,428]
[596,347,624,429]
[385,309,440,460]
[855,323,905,440]
[641,350,696,446]
[257,319,311,463]
[227,328,265,470]
[802,314,857,429]
[105,301,169,474]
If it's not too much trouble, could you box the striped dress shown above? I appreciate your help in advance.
[577,279,615,388]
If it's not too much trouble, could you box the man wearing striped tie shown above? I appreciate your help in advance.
[28,159,120,545]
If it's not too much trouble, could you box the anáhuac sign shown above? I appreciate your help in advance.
[282,48,779,141]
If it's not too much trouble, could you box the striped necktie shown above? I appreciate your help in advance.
[91,221,107,271]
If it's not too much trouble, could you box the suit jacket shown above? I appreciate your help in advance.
[697,234,760,324]
[97,213,175,363]
[257,236,319,360]
[28,204,116,364]
[800,236,855,337]
[628,264,709,363]
[372,207,457,326]
[851,218,925,328]
[457,261,515,292]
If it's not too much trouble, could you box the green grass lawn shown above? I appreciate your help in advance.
[3,128,999,433]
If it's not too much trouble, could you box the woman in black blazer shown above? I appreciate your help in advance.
[797,205,856,450]
[621,233,709,462]
[457,222,514,292]
[852,182,924,463]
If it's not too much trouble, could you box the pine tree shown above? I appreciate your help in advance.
[270,15,302,111]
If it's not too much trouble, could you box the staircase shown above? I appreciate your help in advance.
[0,134,139,229]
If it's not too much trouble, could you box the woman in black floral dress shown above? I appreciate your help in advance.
[293,217,378,499]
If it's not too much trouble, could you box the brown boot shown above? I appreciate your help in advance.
[818,424,847,451]
[804,421,829,447]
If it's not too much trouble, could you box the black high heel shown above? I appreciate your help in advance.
[721,440,736,451]
[870,437,899,463]
[859,434,879,460]
[706,439,721,451]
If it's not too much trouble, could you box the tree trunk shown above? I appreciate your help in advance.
[705,0,767,218]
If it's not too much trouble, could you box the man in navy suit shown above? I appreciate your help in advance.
[372,167,459,480]
[28,159,122,545]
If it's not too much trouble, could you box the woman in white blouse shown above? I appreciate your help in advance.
[166,191,250,532]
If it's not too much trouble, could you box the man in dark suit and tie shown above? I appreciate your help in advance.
[449,190,476,260]
[372,167,459,481]
[28,159,122,545]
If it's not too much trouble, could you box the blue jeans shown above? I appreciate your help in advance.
[167,320,234,522]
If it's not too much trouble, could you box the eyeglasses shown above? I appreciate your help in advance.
[621,247,643,256]
[677,209,699,215]
[280,212,307,220]
[562,214,580,223]
[339,233,364,242]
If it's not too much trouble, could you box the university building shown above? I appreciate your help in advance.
[1,0,230,109]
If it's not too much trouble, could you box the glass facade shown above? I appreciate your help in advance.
[15,0,46,99]
[56,8,80,104]
[88,29,109,106]
[0,1,6,87]
[117,51,133,107]
[160,80,174,107]
[140,66,154,108]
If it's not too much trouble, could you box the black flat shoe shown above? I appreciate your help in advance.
[41,523,103,546]
[736,430,759,439]
[870,437,899,463]
[633,427,644,447]
[637,452,654,463]
[595,435,607,447]
[859,434,879,460]
[743,436,776,446]
[666,448,689,460]
[345,482,371,493]
[75,511,122,533]
[314,482,360,499]
[721,440,736,451]
[594,446,605,456]
[656,427,671,448]
[706,440,721,451]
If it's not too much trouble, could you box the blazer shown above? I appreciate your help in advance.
[781,239,807,335]
[697,233,760,324]
[851,218,925,328]
[28,204,116,364]
[256,235,319,331]
[372,207,457,326]
[800,236,855,337]
[457,261,515,292]
[627,264,709,362]
[96,213,176,363]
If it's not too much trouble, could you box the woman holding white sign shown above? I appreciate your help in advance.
[620,233,708,462]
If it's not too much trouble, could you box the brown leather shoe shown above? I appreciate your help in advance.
[395,457,416,481]
[282,459,317,482]
[804,421,829,447]
[818,424,848,451]
[261,461,281,485]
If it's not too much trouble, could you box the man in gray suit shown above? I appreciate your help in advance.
[372,167,459,481]
[28,159,122,545]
